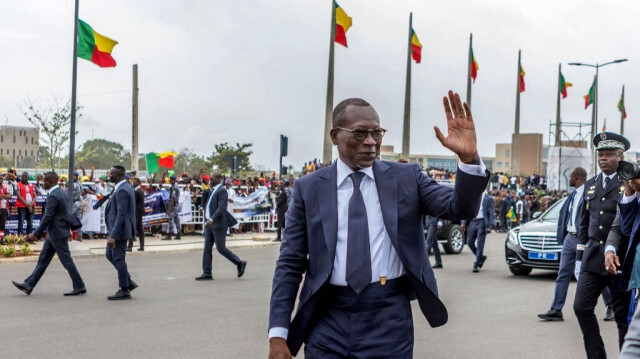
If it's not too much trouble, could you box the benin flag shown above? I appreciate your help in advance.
[145,153,160,174]
[618,92,627,119]
[519,65,525,93]
[584,79,595,109]
[334,2,352,48]
[560,72,572,99]
[77,20,118,67]
[158,151,177,169]
[410,28,422,63]
[470,47,479,83]
[507,208,516,222]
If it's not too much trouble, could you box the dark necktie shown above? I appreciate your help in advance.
[604,176,610,188]
[566,191,576,228]
[346,172,372,294]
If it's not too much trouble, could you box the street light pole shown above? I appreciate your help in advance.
[568,58,627,175]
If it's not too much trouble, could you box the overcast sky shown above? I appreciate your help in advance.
[1,0,638,171]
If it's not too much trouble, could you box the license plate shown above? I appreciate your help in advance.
[528,251,558,261]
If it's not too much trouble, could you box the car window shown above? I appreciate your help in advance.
[541,197,566,221]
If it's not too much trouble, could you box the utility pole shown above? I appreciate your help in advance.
[131,64,139,172]
[401,12,413,161]
[322,0,337,165]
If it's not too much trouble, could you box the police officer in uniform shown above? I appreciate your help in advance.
[162,176,181,240]
[573,132,632,359]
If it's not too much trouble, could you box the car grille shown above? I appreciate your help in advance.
[519,234,563,252]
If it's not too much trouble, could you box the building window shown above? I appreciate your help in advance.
[25,137,28,144]
[31,137,34,144]
[31,150,33,157]
[505,149,510,158]
[19,149,21,156]
[13,136,15,143]
[505,162,509,168]
[1,135,3,142]
[497,162,502,168]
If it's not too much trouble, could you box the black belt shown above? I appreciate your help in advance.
[471,218,484,222]
[328,276,409,297]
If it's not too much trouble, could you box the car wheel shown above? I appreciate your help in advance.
[509,265,532,276]
[443,224,464,254]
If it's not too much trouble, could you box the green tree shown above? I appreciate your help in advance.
[0,155,13,167]
[206,143,253,175]
[18,156,37,168]
[173,148,208,175]
[75,138,130,169]
[23,97,81,168]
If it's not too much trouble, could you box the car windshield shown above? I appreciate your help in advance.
[540,197,567,222]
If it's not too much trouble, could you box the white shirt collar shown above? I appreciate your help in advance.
[48,185,60,194]
[336,157,375,187]
[212,183,222,192]
[114,179,128,191]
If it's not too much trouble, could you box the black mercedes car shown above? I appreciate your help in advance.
[504,197,566,275]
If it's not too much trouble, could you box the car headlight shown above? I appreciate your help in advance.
[507,231,518,245]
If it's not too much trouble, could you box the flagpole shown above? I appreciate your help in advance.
[620,85,625,136]
[555,63,562,146]
[131,64,139,172]
[512,50,521,176]
[466,33,473,107]
[591,74,597,174]
[322,0,336,165]
[68,0,79,210]
[401,12,412,161]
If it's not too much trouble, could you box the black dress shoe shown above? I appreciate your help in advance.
[64,287,87,296]
[432,263,443,269]
[128,280,138,292]
[107,289,131,300]
[195,274,213,281]
[480,255,488,268]
[472,266,479,273]
[538,309,564,321]
[237,261,247,278]
[161,235,171,241]
[12,281,33,295]
[604,305,615,321]
[174,235,181,240]
[137,248,144,251]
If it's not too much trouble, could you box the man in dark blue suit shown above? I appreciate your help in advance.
[104,165,138,300]
[12,172,86,296]
[195,172,246,281]
[462,190,495,272]
[268,92,489,358]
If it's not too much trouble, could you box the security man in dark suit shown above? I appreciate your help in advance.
[127,177,146,252]
[195,172,246,281]
[12,171,86,296]
[105,165,138,300]
[573,132,631,359]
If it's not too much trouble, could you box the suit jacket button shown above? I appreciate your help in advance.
[602,197,606,201]
[599,225,603,229]
[600,211,603,215]
[600,241,604,244]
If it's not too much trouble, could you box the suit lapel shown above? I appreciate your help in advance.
[373,161,398,250]
[315,164,338,265]
[603,174,624,197]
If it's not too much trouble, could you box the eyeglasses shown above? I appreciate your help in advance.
[333,127,387,141]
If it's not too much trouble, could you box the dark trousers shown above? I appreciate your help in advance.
[203,226,242,275]
[304,277,414,358]
[106,240,130,290]
[25,236,85,290]
[467,219,487,267]
[276,210,286,240]
[425,221,442,265]
[17,207,33,235]
[0,208,7,231]
[574,270,632,359]
[551,234,611,311]
[127,215,144,249]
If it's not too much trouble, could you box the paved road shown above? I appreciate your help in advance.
[1,232,619,358]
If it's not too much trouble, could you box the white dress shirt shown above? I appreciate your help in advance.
[566,184,584,234]
[474,193,485,219]
[269,157,487,340]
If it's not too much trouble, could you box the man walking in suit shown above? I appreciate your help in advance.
[424,215,443,268]
[12,171,86,296]
[462,190,495,272]
[268,92,489,358]
[127,177,146,252]
[195,172,246,281]
[538,167,615,321]
[574,132,632,358]
[105,165,138,300]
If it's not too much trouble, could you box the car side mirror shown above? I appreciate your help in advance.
[532,212,542,219]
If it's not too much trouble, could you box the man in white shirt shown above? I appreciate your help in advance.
[268,92,489,358]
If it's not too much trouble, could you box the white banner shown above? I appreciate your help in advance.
[546,146,593,190]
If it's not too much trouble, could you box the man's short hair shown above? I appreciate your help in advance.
[573,167,587,179]
[332,98,373,128]
[44,171,59,183]
[112,165,126,174]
